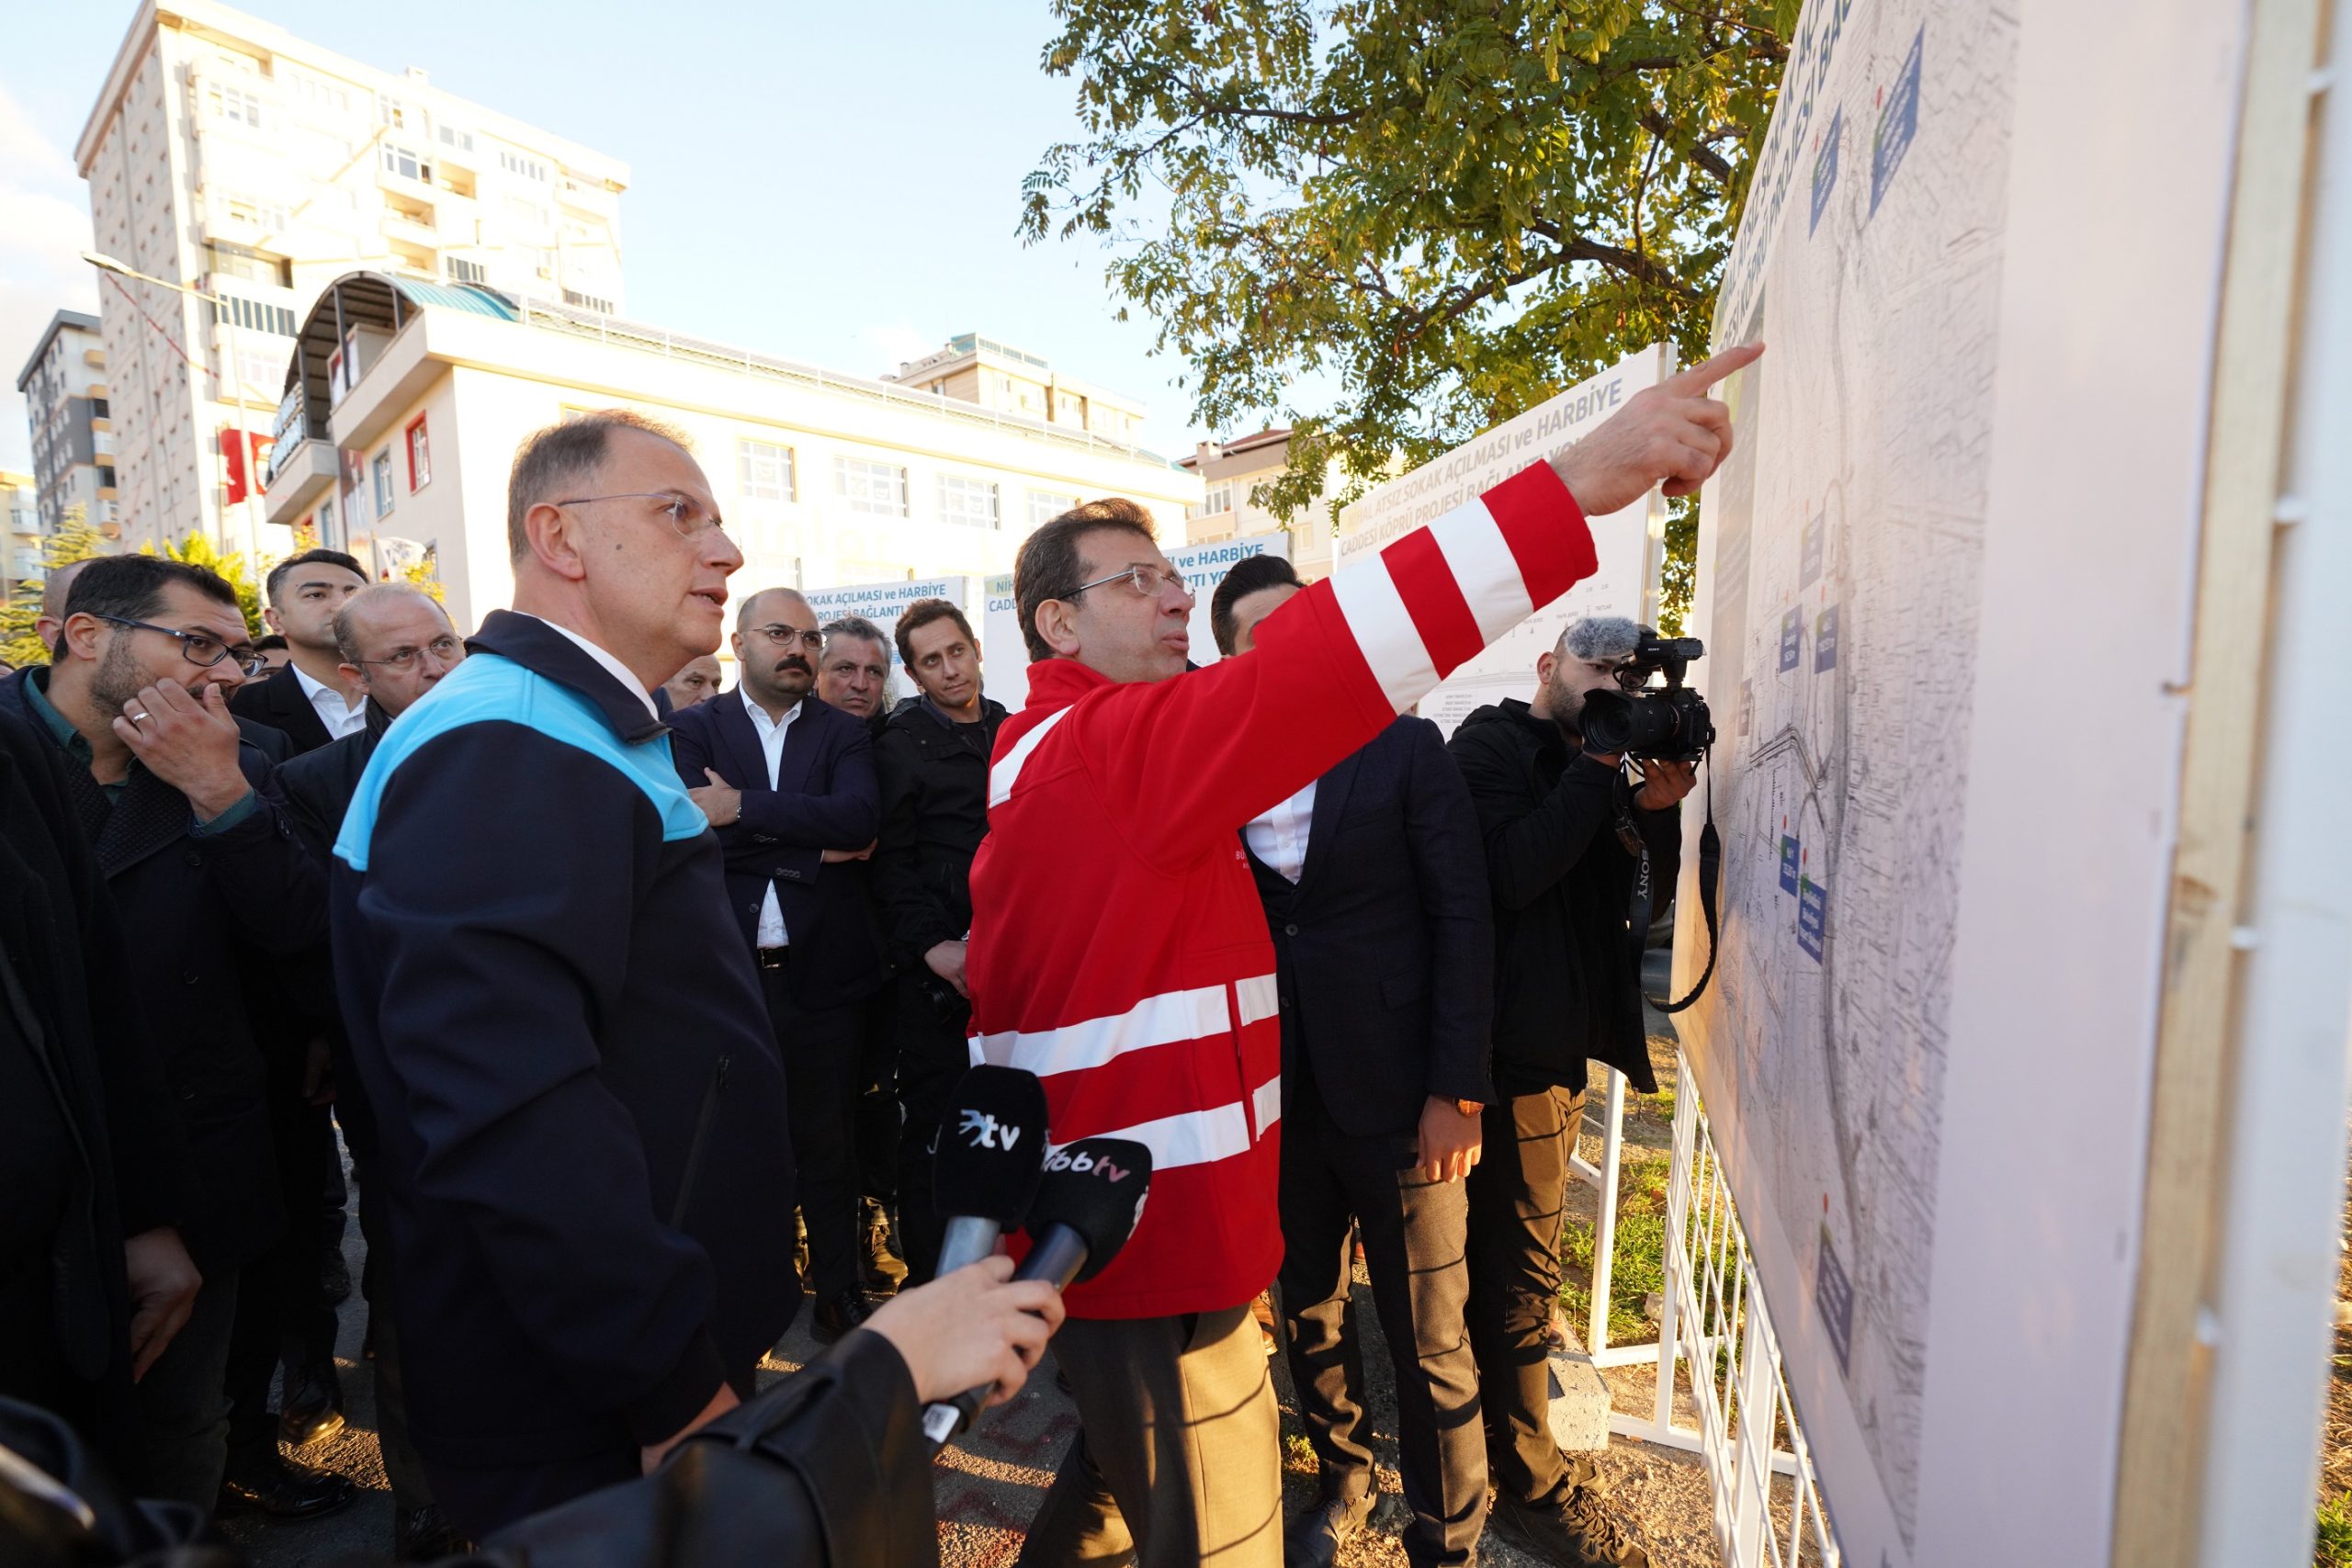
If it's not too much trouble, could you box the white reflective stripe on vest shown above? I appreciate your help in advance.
[1235,973,1279,1028]
[987,705,1073,808]
[1084,1072,1283,1174]
[971,982,1233,1080]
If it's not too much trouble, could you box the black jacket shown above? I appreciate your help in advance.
[1247,715,1494,1139]
[667,690,883,1010]
[228,660,337,756]
[332,612,798,1471]
[0,705,188,1443]
[278,699,391,864]
[2,668,324,1272]
[1445,698,1677,1097]
[872,696,1007,969]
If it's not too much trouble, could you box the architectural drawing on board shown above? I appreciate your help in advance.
[1686,0,2019,1543]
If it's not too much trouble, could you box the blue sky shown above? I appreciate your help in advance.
[0,0,1233,473]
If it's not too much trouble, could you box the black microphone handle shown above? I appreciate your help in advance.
[921,1224,1092,1450]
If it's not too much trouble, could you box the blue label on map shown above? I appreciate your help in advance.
[1817,1227,1855,1372]
[1798,876,1826,960]
[1780,836,1800,894]
[1778,607,1803,672]
[1801,513,1826,587]
[1815,604,1840,671]
[1871,27,1924,218]
[1810,107,1842,235]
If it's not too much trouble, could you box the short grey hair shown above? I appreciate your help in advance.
[1556,615,1645,663]
[505,409,692,562]
[333,583,452,666]
[821,615,891,666]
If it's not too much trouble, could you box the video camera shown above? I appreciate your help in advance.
[1577,632,1714,763]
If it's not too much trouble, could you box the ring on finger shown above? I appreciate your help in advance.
[128,709,150,724]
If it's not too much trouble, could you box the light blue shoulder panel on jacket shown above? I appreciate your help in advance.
[334,652,707,871]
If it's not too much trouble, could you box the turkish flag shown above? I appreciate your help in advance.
[220,429,275,504]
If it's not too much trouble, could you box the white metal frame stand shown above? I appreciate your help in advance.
[1573,1060,1841,1567]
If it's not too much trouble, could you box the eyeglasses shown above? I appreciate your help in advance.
[91,614,268,676]
[356,635,463,673]
[748,624,825,651]
[553,492,729,539]
[1065,563,1195,605]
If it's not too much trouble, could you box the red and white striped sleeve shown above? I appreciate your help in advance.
[1051,460,1598,866]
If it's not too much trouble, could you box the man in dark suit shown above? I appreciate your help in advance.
[229,549,369,756]
[1212,556,1496,1568]
[3,555,341,1519]
[670,586,883,1342]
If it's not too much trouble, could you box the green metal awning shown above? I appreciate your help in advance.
[386,278,519,321]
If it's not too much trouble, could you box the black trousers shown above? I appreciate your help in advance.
[1277,1076,1485,1567]
[758,955,863,1300]
[852,984,899,1206]
[891,972,972,1289]
[1464,1086,1585,1505]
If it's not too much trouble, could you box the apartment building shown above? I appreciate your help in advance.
[15,310,116,539]
[1,472,41,601]
[1178,426,1348,579]
[888,333,1148,446]
[262,274,1200,632]
[73,0,628,554]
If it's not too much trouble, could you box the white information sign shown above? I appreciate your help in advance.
[797,577,971,703]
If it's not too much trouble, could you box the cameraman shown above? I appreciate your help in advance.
[1444,615,1693,1568]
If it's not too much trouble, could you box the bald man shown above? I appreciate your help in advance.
[33,558,99,653]
[667,586,883,1342]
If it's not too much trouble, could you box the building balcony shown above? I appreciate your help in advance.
[263,436,338,527]
[555,177,616,216]
[382,211,439,250]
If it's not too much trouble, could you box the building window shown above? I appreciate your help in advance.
[317,497,335,546]
[208,297,298,338]
[499,150,548,182]
[739,439,795,502]
[380,142,430,182]
[406,415,430,491]
[1027,489,1080,528]
[206,242,292,288]
[372,449,394,514]
[1202,481,1234,514]
[937,473,1001,529]
[561,288,614,314]
[436,123,473,153]
[445,256,488,285]
[208,85,263,128]
[379,96,408,130]
[834,457,908,517]
[221,194,288,232]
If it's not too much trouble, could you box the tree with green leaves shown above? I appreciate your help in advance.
[142,532,266,637]
[0,510,113,669]
[1022,0,1792,627]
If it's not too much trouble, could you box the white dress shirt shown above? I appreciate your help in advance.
[742,687,802,947]
[1243,778,1317,884]
[290,660,368,740]
[514,615,659,719]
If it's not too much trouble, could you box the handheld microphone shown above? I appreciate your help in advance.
[930,1066,1049,1280]
[922,1136,1154,1448]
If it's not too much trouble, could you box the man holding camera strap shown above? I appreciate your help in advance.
[1444,615,1696,1568]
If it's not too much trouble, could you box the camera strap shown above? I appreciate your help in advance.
[1636,750,1720,1015]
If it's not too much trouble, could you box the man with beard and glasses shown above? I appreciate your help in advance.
[1,555,334,1519]
[670,587,885,1342]
[1442,616,1697,1568]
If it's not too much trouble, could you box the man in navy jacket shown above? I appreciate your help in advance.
[1212,557,1497,1568]
[332,412,799,1540]
[669,586,884,1342]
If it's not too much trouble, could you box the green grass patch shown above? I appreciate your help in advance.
[1561,1153,1672,1344]
[2316,1493,2352,1567]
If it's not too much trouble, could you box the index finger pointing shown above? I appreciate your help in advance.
[1661,342,1765,394]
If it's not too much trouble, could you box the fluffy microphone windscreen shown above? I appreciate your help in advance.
[933,1065,1050,1227]
[1027,1138,1154,1283]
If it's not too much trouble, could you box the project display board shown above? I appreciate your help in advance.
[979,532,1289,712]
[1672,0,2245,1562]
[1334,345,1667,739]
[797,577,971,704]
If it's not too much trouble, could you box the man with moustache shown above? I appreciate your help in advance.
[872,598,1005,1286]
[329,412,802,1537]
[669,586,884,1341]
[816,615,893,723]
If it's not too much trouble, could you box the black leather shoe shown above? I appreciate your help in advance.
[810,1289,875,1344]
[396,1503,472,1560]
[278,1359,345,1448]
[217,1451,354,1519]
[1285,1488,1372,1567]
[321,1247,353,1305]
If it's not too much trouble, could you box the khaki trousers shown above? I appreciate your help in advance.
[1019,1304,1283,1567]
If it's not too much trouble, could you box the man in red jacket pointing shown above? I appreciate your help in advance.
[973,345,1760,1568]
